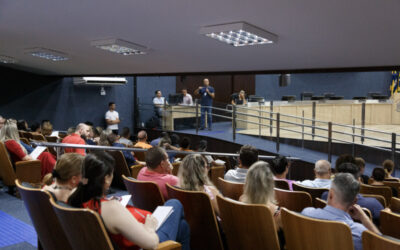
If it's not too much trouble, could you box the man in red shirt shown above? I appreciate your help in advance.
[137,146,178,200]
[62,123,90,156]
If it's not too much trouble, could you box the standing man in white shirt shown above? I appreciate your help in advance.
[105,102,120,135]
[153,90,168,117]
[180,88,193,105]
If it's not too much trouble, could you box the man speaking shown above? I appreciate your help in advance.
[195,78,215,130]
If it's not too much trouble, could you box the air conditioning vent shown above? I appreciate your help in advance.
[73,77,127,86]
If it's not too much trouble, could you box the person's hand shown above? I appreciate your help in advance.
[131,152,135,156]
[198,86,203,90]
[164,143,171,149]
[22,155,34,161]
[144,215,158,232]
[348,204,365,221]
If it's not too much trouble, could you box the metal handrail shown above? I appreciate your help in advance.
[32,142,300,160]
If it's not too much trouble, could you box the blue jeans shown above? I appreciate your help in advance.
[157,199,191,250]
[200,106,212,128]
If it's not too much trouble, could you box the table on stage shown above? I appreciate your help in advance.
[162,105,201,131]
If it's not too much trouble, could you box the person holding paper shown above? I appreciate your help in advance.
[0,120,56,177]
[68,151,190,250]
[42,153,84,203]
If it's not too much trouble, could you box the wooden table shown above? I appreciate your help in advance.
[162,105,200,130]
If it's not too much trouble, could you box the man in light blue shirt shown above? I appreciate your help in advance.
[296,159,332,188]
[301,173,381,250]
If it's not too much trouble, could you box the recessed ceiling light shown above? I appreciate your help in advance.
[200,22,278,47]
[91,39,147,55]
[0,55,17,64]
[26,48,68,61]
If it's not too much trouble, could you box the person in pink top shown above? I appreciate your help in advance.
[137,146,178,200]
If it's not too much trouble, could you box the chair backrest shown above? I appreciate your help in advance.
[362,194,386,208]
[274,179,290,190]
[0,142,17,186]
[292,183,329,206]
[209,165,225,186]
[362,230,400,250]
[166,184,224,250]
[106,150,131,189]
[314,197,327,208]
[360,184,392,207]
[45,136,58,143]
[215,156,232,170]
[390,196,400,213]
[22,131,33,139]
[380,210,400,239]
[133,148,146,161]
[172,162,180,176]
[50,198,114,250]
[31,133,46,141]
[122,175,165,211]
[217,177,244,201]
[216,195,280,250]
[20,137,30,145]
[16,180,72,250]
[130,164,145,179]
[274,188,312,212]
[281,208,354,250]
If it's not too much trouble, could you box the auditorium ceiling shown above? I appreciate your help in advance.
[0,0,399,75]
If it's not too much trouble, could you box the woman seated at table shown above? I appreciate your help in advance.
[178,154,221,214]
[239,161,282,228]
[68,151,190,250]
[231,90,248,105]
[0,120,56,177]
[42,153,84,203]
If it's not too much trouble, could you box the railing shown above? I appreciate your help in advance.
[140,99,400,171]
[32,142,300,161]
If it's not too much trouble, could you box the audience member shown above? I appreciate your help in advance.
[17,120,29,131]
[62,123,90,156]
[137,147,179,200]
[67,127,75,135]
[180,88,193,105]
[30,122,41,133]
[224,145,258,183]
[107,133,139,166]
[271,155,294,190]
[382,159,398,180]
[296,160,332,188]
[42,153,84,203]
[134,130,152,149]
[370,167,398,197]
[0,120,55,177]
[170,134,180,147]
[105,102,120,135]
[335,154,356,169]
[68,151,190,250]
[0,115,5,129]
[179,137,192,152]
[240,161,282,228]
[355,157,369,184]
[41,121,53,136]
[98,130,112,146]
[118,127,133,146]
[178,154,221,214]
[84,121,96,145]
[196,140,214,165]
[92,127,101,144]
[321,162,384,224]
[150,132,169,147]
[302,173,381,250]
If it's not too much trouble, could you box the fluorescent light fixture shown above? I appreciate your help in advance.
[91,38,147,55]
[200,22,277,47]
[26,48,68,61]
[0,55,17,64]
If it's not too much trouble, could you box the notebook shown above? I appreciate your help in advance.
[29,146,47,160]
[152,206,174,230]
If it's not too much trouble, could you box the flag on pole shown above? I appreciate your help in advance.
[390,71,399,97]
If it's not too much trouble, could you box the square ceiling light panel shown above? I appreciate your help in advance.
[26,48,69,61]
[200,22,278,47]
[91,39,148,55]
[0,55,17,64]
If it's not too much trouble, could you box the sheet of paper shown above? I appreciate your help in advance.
[120,195,132,207]
[153,206,174,230]
[214,159,226,165]
[50,131,59,137]
[29,146,46,160]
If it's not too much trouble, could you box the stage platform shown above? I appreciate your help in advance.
[176,121,397,177]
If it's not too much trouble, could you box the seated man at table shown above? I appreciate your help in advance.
[302,173,381,250]
[224,145,258,183]
[296,159,332,188]
[137,146,179,200]
[180,88,193,105]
